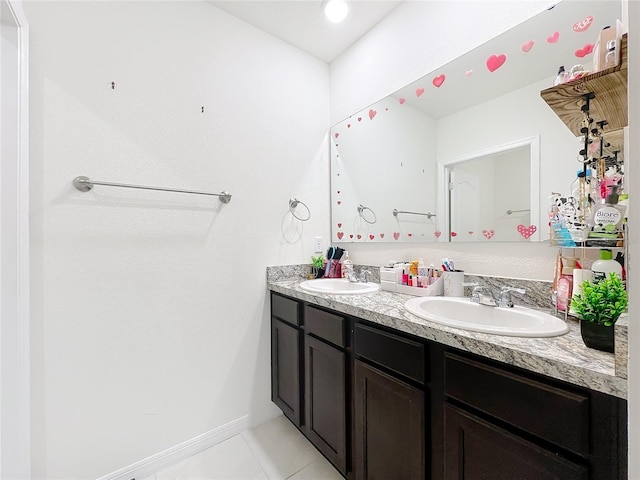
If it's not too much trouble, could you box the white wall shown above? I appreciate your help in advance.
[24,1,330,478]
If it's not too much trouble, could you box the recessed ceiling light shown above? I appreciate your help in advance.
[324,0,349,23]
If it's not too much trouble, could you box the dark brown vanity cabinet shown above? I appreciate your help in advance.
[442,352,627,480]
[270,293,627,480]
[270,293,302,426]
[352,322,427,480]
[303,305,348,475]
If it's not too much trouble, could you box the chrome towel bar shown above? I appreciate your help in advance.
[72,176,232,203]
[393,209,436,219]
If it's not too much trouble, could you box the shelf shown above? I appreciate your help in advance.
[540,33,627,150]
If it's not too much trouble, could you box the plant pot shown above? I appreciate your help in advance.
[580,320,614,353]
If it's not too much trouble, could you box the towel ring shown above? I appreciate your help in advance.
[357,204,377,224]
[289,198,311,221]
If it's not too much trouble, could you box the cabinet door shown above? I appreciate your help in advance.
[304,335,347,474]
[354,359,425,480]
[271,317,302,426]
[444,404,588,480]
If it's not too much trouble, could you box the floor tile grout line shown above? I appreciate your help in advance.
[239,431,273,479]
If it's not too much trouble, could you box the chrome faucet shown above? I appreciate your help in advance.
[359,269,373,283]
[470,285,526,308]
[345,268,359,282]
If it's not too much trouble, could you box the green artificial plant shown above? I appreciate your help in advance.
[570,273,628,326]
[311,255,325,269]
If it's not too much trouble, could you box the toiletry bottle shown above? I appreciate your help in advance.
[342,250,353,278]
[592,185,626,234]
[556,259,577,312]
[553,65,569,86]
[592,249,622,284]
[418,258,428,287]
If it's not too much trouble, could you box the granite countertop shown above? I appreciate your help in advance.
[267,275,627,400]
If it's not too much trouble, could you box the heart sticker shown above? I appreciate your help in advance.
[575,43,594,58]
[407,233,413,237]
[399,98,406,104]
[573,16,593,32]
[337,232,344,240]
[357,117,362,122]
[482,229,495,240]
[334,132,339,138]
[434,231,442,238]
[486,54,506,72]
[393,232,400,241]
[521,40,534,53]
[464,70,473,77]
[432,74,445,88]
[337,223,342,228]
[357,234,362,240]
[368,109,377,120]
[337,201,341,205]
[380,233,385,239]
[337,190,340,194]
[451,231,458,237]
[517,224,537,239]
[347,124,351,128]
[369,234,375,240]
[468,231,474,235]
[349,234,354,239]
[416,87,425,97]
[547,31,560,43]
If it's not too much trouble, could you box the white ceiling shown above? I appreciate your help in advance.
[207,0,403,63]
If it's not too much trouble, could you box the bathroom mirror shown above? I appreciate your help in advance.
[330,0,622,243]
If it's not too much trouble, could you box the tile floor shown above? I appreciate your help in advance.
[139,415,344,480]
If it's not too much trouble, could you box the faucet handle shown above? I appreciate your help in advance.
[497,286,526,307]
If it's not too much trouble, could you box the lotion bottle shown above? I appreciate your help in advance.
[592,249,622,283]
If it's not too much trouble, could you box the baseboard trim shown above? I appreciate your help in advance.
[96,415,250,480]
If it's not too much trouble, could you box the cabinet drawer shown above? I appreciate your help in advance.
[354,323,426,384]
[304,305,345,347]
[271,293,300,327]
[444,352,589,456]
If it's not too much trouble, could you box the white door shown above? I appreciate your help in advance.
[449,168,480,242]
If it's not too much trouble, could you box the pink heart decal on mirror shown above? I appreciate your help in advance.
[334,132,339,138]
[399,98,406,104]
[517,224,537,239]
[368,109,377,120]
[451,231,457,237]
[357,234,362,240]
[573,16,593,32]
[468,231,474,235]
[357,117,362,122]
[575,43,594,58]
[337,232,344,240]
[464,70,473,77]
[393,232,400,241]
[416,87,425,97]
[432,74,445,88]
[369,234,375,240]
[486,54,507,72]
[547,31,560,43]
[482,229,495,240]
[337,223,342,228]
[380,233,385,239]
[407,233,413,237]
[349,234,353,239]
[434,231,442,238]
[347,124,351,128]
[521,40,534,53]
[337,201,341,205]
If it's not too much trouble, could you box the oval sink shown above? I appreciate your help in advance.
[300,278,380,295]
[404,296,568,337]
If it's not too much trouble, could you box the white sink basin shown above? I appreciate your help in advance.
[404,296,568,337]
[300,278,380,295]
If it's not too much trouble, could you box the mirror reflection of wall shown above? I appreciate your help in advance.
[330,0,622,244]
[331,98,438,242]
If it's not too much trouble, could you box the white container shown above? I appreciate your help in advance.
[443,271,465,297]
[592,249,622,283]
